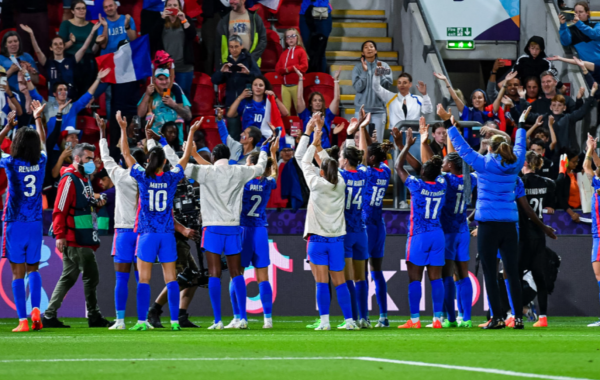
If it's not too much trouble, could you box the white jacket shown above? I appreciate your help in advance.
[372,73,433,130]
[184,150,268,226]
[294,136,346,238]
[99,139,138,229]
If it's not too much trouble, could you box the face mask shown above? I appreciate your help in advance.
[80,161,96,175]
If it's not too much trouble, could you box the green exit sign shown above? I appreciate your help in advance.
[447,27,472,37]
[447,40,475,50]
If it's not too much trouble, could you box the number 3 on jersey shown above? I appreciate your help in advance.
[148,189,167,212]
[23,174,36,197]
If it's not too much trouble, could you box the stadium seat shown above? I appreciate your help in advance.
[248,3,273,29]
[331,116,349,146]
[47,0,64,35]
[264,72,283,100]
[191,72,215,117]
[274,0,301,31]
[36,74,48,101]
[195,116,222,151]
[0,28,16,44]
[77,116,100,150]
[118,0,143,37]
[261,29,283,73]
[302,72,335,109]
[96,93,107,117]
[217,83,226,107]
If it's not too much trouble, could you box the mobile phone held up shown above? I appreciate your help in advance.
[499,59,512,67]
[165,8,180,15]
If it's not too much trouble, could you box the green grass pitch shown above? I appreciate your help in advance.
[1,316,599,380]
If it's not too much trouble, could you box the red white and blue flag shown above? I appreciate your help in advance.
[246,0,283,12]
[95,35,152,84]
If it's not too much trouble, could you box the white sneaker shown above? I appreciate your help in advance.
[315,322,331,331]
[399,201,409,209]
[457,316,464,323]
[238,319,248,329]
[263,318,273,329]
[345,320,356,330]
[375,318,389,328]
[587,319,600,327]
[224,319,240,329]
[207,321,224,330]
[358,318,373,329]
[109,321,126,330]
[425,323,433,328]
[145,321,155,330]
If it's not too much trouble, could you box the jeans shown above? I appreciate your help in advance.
[175,71,194,100]
[299,13,333,73]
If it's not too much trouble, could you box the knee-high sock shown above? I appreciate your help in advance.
[136,283,151,322]
[229,281,240,319]
[598,281,600,306]
[458,277,473,321]
[408,281,422,321]
[166,281,180,323]
[442,277,456,322]
[371,271,388,317]
[258,281,273,318]
[504,279,515,315]
[208,277,222,323]
[134,271,139,284]
[488,298,494,317]
[335,283,353,320]
[232,275,247,320]
[12,279,26,319]
[114,272,130,320]
[355,280,368,320]
[456,280,464,317]
[431,279,445,320]
[28,271,42,310]
[316,282,330,316]
[346,280,358,320]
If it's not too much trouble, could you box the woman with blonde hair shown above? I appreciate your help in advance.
[275,28,309,114]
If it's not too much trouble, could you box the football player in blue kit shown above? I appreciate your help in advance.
[394,127,446,329]
[125,118,202,331]
[2,106,47,332]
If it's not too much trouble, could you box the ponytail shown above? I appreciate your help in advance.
[490,135,517,166]
[343,146,364,168]
[525,151,543,171]
[321,157,339,187]
[368,140,393,165]
[146,146,166,178]
[422,155,443,181]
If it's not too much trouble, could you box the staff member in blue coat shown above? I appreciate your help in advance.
[560,1,600,66]
[448,109,530,330]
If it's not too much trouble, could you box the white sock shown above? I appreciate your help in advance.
[411,317,420,323]
[116,318,124,324]
[264,317,272,324]
[171,320,178,325]
[19,318,27,321]
[232,317,240,322]
[433,316,440,322]
[138,320,146,324]
[321,314,330,324]
[345,318,354,324]
[539,315,547,319]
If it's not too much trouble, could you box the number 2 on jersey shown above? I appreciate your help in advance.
[425,197,441,219]
[248,195,262,217]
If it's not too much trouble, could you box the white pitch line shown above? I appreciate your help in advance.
[0,356,596,380]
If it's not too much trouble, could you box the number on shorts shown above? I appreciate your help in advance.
[23,175,36,197]
[425,197,441,219]
[346,187,363,210]
[148,189,167,212]
[248,195,262,217]
[530,197,543,218]
[369,186,386,207]
[454,193,466,214]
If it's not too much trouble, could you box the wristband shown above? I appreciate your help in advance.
[586,156,593,161]
[125,25,131,30]
[181,19,188,24]
[159,136,168,147]
[35,116,41,120]
[298,77,303,81]
[261,144,269,153]
[302,133,310,138]
[443,119,452,128]
[491,71,497,75]
[9,94,15,99]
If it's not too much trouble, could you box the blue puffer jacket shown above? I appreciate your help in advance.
[560,21,600,66]
[448,127,526,223]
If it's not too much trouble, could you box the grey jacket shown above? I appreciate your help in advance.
[352,59,393,114]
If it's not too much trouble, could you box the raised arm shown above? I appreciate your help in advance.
[391,126,421,172]
[294,67,306,114]
[394,128,417,183]
[447,126,485,171]
[295,112,320,163]
[20,25,47,66]
[227,90,251,118]
[584,133,597,180]
[177,118,203,170]
[269,131,280,179]
[0,111,17,146]
[329,70,341,115]
[418,116,434,163]
[116,111,137,169]
[433,72,464,113]
[76,22,101,63]
[87,68,111,96]
[31,100,47,148]
[493,71,518,113]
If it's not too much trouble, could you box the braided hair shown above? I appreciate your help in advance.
[445,152,472,204]
[367,140,393,166]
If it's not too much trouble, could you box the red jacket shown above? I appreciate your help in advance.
[52,165,99,250]
[275,46,309,86]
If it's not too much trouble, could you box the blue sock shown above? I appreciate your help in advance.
[316,282,330,316]
[504,279,515,315]
[598,281,600,306]
[12,279,26,319]
[346,280,358,320]
[355,280,368,320]
[232,275,247,320]
[431,279,445,320]
[136,283,151,322]
[28,271,41,310]
[442,277,456,322]
[134,271,139,284]
[208,277,222,323]
[371,271,388,317]
[258,281,273,318]
[114,272,130,320]
[335,283,353,320]
[488,298,494,317]
[229,281,240,319]
[456,280,464,318]
[166,281,180,322]
[408,281,422,320]
[458,277,473,321]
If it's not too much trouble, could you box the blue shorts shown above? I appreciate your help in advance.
[307,235,345,272]
[2,221,43,264]
[136,233,177,263]
[344,230,368,260]
[592,236,600,263]
[202,226,242,256]
[112,229,138,264]
[406,229,445,267]
[367,223,386,259]
[444,230,471,262]
[241,226,270,268]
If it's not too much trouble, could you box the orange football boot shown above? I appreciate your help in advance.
[432,320,442,329]
[12,320,29,332]
[398,319,421,329]
[31,308,43,331]
[533,316,548,328]
[505,316,515,328]
[478,319,491,328]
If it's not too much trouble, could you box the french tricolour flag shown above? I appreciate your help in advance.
[262,94,293,148]
[95,35,152,84]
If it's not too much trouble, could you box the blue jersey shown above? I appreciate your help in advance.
[238,98,266,130]
[440,173,477,234]
[362,164,391,225]
[406,175,446,236]
[592,176,600,238]
[0,151,47,223]
[340,166,368,232]
[131,163,184,234]
[240,177,277,227]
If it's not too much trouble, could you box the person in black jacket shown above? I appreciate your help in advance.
[149,0,197,99]
[512,36,557,83]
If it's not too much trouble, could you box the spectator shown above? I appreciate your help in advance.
[211,35,261,108]
[0,31,39,91]
[549,55,600,100]
[352,41,393,142]
[13,0,49,58]
[161,121,182,153]
[137,68,192,144]
[227,75,289,140]
[555,149,584,223]
[141,0,168,36]
[216,107,262,165]
[20,23,99,100]
[278,146,294,165]
[0,67,23,126]
[527,116,557,155]
[275,28,309,114]
[199,0,231,74]
[148,0,196,99]
[295,68,341,148]
[530,138,555,179]
[488,69,523,136]
[511,36,557,82]
[560,1,600,66]
[51,126,80,182]
[95,168,115,235]
[523,76,541,103]
[96,0,137,56]
[528,71,582,117]
[193,129,212,162]
[299,0,332,73]
[215,0,267,69]
[428,122,447,158]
